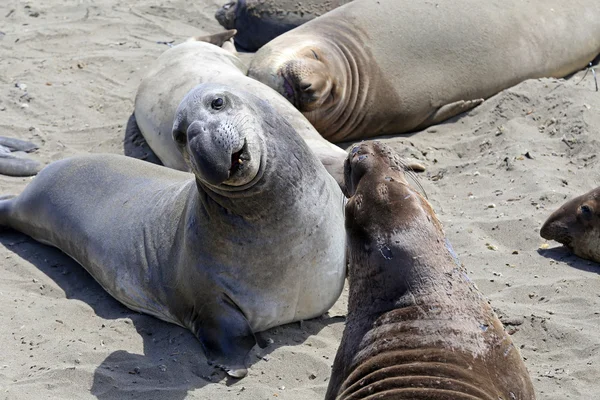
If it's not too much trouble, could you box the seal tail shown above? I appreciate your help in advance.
[0,195,16,230]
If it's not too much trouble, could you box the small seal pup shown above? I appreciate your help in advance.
[1,83,347,378]
[215,0,352,52]
[541,187,600,263]
[248,0,600,142]
[130,32,348,185]
[0,136,42,177]
[326,141,535,399]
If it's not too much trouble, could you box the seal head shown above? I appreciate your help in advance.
[249,40,340,113]
[215,1,237,30]
[173,83,265,189]
[540,187,600,263]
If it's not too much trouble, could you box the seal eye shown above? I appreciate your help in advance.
[211,97,225,110]
[580,204,593,219]
[311,50,319,60]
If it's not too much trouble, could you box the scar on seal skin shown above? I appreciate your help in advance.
[326,141,536,399]
[541,187,600,263]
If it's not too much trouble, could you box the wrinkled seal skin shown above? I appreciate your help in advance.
[248,0,600,143]
[326,141,535,399]
[131,33,348,186]
[541,187,600,263]
[0,84,346,378]
[215,0,352,52]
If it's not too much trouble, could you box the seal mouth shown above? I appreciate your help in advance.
[281,73,298,108]
[229,140,249,177]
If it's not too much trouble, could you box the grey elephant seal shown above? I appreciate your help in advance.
[541,187,600,263]
[130,32,347,185]
[215,0,352,52]
[326,141,535,399]
[0,136,42,177]
[248,0,600,143]
[1,84,346,378]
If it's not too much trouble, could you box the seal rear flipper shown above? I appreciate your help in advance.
[123,112,163,166]
[194,295,256,378]
[0,154,43,177]
[0,136,39,152]
[186,29,238,54]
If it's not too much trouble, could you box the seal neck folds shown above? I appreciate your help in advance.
[330,142,534,400]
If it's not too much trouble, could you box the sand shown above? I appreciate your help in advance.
[1,0,599,399]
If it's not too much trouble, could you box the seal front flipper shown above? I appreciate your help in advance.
[193,294,256,378]
[419,98,484,128]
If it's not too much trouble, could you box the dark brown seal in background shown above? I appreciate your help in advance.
[326,141,536,399]
[541,187,600,263]
[215,0,352,52]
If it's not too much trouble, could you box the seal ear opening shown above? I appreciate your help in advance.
[194,295,257,378]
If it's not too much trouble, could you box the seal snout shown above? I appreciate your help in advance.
[215,1,237,29]
[280,57,334,112]
[186,120,245,185]
[540,216,573,247]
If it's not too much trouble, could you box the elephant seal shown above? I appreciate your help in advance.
[248,0,600,143]
[215,0,352,52]
[541,187,600,263]
[130,32,348,186]
[326,141,535,399]
[0,136,42,177]
[1,84,347,378]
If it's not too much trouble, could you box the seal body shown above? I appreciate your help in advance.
[215,0,352,52]
[1,84,346,378]
[326,142,535,399]
[541,187,600,263]
[248,0,600,142]
[133,39,347,185]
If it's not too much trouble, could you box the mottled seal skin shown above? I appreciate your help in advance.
[326,141,535,399]
[248,0,600,143]
[131,34,348,186]
[1,84,346,378]
[541,187,600,263]
[0,137,42,177]
[215,0,352,52]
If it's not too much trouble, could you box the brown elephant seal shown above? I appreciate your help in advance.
[215,0,352,52]
[326,141,535,399]
[248,0,600,143]
[130,32,348,186]
[541,187,600,263]
[1,83,347,378]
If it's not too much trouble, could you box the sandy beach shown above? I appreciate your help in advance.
[1,0,599,399]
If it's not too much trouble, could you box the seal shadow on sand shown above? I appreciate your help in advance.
[0,232,343,400]
[537,245,600,274]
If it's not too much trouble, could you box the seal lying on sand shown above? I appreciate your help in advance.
[215,0,352,52]
[248,0,600,142]
[129,31,348,185]
[1,84,346,378]
[326,141,535,399]
[0,136,42,177]
[541,187,600,263]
